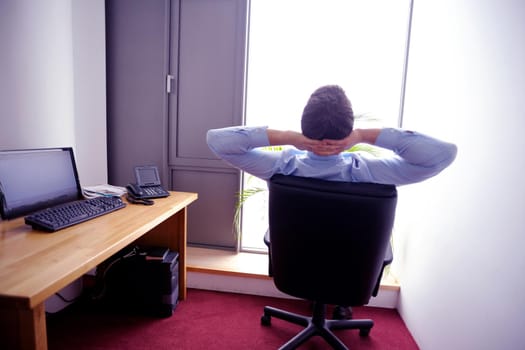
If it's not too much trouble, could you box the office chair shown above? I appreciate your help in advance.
[261,174,397,350]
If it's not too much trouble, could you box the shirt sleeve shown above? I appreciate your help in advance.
[206,126,283,180]
[354,128,458,185]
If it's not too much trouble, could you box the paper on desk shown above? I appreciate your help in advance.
[82,184,127,198]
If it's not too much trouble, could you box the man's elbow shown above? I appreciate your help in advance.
[427,142,458,178]
[442,142,458,169]
[421,142,458,179]
[206,129,222,156]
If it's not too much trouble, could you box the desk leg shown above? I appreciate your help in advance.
[0,302,47,350]
[177,208,188,300]
[136,206,188,300]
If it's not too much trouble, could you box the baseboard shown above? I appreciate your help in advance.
[186,247,399,308]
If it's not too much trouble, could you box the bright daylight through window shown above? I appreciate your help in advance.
[241,0,412,251]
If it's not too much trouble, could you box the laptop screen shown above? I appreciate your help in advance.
[0,147,82,220]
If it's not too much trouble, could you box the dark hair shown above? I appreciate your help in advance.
[301,85,354,140]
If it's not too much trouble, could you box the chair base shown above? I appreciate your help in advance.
[261,301,373,350]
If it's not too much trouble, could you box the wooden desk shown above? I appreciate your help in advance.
[0,191,197,350]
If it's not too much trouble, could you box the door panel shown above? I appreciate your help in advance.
[170,0,247,163]
[172,168,239,248]
[106,0,172,186]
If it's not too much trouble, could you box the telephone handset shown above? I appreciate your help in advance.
[126,183,154,205]
[126,183,145,198]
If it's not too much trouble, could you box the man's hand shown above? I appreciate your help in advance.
[268,130,339,154]
[316,129,363,155]
[306,129,364,155]
[267,129,321,151]
[318,129,380,155]
[308,140,348,156]
[267,128,380,156]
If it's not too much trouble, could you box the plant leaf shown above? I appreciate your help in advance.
[233,186,267,238]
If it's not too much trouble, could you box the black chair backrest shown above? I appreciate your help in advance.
[268,174,397,306]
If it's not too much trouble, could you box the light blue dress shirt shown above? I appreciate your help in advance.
[206,126,457,186]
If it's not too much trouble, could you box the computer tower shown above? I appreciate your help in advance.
[99,246,179,318]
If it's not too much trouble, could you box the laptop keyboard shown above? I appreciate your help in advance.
[25,196,126,232]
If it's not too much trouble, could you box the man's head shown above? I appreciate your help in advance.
[301,85,354,140]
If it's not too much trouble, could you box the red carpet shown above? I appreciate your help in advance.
[47,288,418,349]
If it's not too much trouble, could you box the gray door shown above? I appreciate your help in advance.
[107,0,248,250]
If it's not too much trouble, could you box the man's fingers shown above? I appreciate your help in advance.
[310,143,344,156]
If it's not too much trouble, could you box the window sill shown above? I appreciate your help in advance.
[187,246,272,279]
[187,246,400,291]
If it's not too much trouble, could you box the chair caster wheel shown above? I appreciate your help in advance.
[261,314,271,326]
[359,328,371,337]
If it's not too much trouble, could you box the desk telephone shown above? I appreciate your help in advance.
[126,166,169,205]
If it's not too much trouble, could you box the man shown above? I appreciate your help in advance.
[207,85,457,185]
[206,85,457,319]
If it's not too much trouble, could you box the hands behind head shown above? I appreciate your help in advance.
[297,130,362,156]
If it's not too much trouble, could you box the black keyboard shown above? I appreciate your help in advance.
[25,196,126,232]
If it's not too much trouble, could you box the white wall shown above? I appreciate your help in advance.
[395,0,525,349]
[71,0,108,186]
[0,0,106,186]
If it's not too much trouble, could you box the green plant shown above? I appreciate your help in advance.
[233,185,267,240]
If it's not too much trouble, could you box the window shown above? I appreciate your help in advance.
[241,0,412,251]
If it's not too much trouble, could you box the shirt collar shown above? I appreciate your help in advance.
[306,151,343,160]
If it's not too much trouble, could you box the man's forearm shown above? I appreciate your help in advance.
[352,129,381,145]
[266,129,291,146]
[266,129,317,151]
[267,129,310,146]
[375,128,458,170]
